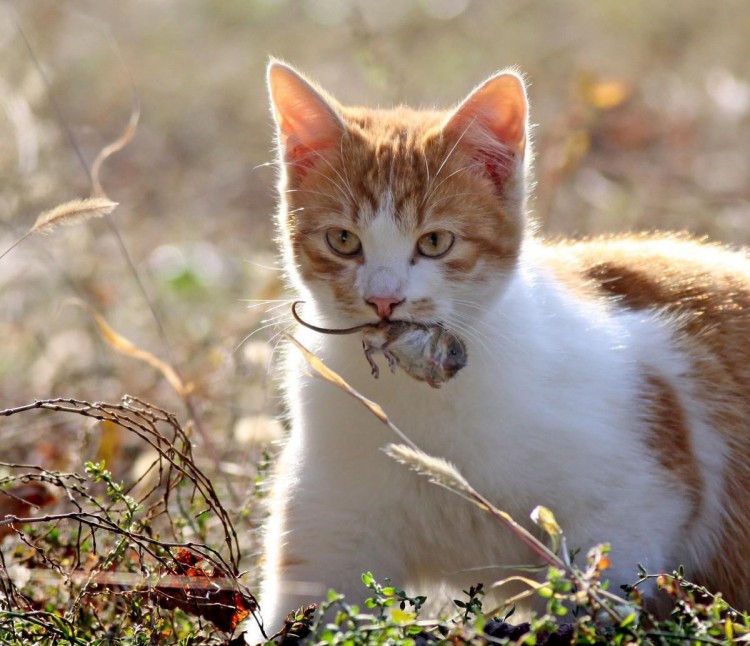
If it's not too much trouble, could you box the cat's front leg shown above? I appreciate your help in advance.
[244,539,402,643]
[244,475,407,643]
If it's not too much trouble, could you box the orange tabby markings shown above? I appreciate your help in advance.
[641,372,703,522]
[547,234,750,607]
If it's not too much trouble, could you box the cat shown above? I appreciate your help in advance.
[244,60,750,642]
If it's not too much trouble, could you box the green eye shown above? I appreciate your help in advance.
[417,230,455,258]
[325,228,362,256]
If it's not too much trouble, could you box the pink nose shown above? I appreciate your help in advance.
[367,296,402,319]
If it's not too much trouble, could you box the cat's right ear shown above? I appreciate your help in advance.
[267,61,346,175]
[442,71,528,192]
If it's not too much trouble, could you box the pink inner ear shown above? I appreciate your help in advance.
[444,73,528,189]
[268,63,345,173]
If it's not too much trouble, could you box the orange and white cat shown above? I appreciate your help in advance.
[245,61,750,641]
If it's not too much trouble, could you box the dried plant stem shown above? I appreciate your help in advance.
[0,397,241,571]
[0,197,117,262]
[0,397,258,638]
[384,443,561,571]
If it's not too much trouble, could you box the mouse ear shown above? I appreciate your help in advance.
[442,71,528,191]
[267,61,346,178]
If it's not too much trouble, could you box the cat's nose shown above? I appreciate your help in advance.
[366,296,403,319]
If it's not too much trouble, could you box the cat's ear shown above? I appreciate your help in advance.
[443,71,528,189]
[267,61,346,173]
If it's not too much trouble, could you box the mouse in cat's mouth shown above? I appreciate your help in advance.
[291,301,467,388]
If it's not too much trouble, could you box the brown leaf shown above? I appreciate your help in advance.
[150,549,257,633]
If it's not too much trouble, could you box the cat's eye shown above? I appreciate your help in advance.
[325,228,362,257]
[417,231,455,258]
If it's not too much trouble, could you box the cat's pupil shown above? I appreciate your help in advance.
[429,233,438,248]
[325,228,362,256]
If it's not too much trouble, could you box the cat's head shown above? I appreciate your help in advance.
[267,61,530,328]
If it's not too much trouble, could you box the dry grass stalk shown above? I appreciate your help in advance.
[0,197,117,262]
[383,443,473,498]
[285,333,419,450]
[31,197,118,234]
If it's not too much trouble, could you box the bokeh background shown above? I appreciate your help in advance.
[1,0,749,578]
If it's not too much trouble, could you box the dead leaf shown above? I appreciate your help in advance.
[151,547,256,633]
[75,301,189,397]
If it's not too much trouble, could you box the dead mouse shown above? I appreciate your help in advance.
[291,301,467,388]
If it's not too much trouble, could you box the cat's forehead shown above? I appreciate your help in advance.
[337,106,461,228]
[341,105,445,139]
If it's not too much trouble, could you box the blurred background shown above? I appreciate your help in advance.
[1,0,749,572]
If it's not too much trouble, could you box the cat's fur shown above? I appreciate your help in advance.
[245,61,750,641]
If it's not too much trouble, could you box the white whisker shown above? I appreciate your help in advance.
[266,326,294,376]
[440,312,493,358]
[295,148,356,205]
[421,116,478,208]
[243,259,285,272]
[424,161,484,202]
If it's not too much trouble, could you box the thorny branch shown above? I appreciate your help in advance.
[0,396,258,639]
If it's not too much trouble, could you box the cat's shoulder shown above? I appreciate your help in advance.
[539,232,750,315]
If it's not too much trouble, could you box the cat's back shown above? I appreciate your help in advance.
[544,233,750,372]
[543,233,750,606]
[544,232,750,408]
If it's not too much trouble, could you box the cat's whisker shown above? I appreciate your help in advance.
[286,160,351,205]
[266,326,294,376]
[234,328,265,355]
[451,298,498,316]
[450,302,517,337]
[241,298,295,307]
[243,259,285,272]
[450,308,518,352]
[439,312,493,358]
[253,160,278,170]
[428,191,491,209]
[423,161,485,203]
[284,187,347,203]
[446,319,491,355]
[236,318,285,345]
[421,116,477,208]
[234,312,293,354]
[446,304,518,355]
[452,295,518,327]
[293,148,357,205]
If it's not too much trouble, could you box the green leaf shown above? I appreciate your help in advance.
[620,612,637,628]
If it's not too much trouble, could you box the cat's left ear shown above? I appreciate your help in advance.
[443,71,528,186]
